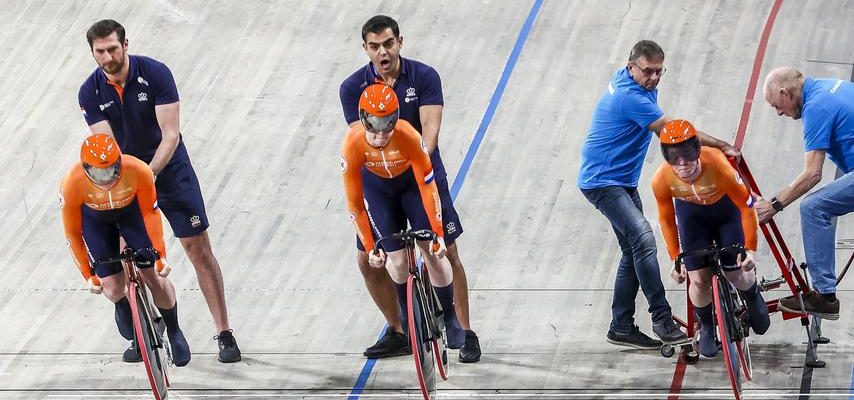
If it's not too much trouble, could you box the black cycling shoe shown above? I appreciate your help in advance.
[122,340,142,363]
[215,330,242,363]
[363,330,411,359]
[458,330,481,363]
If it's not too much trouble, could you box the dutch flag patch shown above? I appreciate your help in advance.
[424,169,435,185]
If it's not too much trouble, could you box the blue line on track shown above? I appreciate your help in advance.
[348,0,544,398]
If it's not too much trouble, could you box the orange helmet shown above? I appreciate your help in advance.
[660,119,701,164]
[80,133,122,186]
[358,84,399,134]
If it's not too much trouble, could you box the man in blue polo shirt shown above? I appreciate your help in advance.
[578,40,740,349]
[756,66,854,320]
[339,15,481,363]
[78,19,241,363]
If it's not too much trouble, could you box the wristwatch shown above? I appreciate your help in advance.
[770,197,784,212]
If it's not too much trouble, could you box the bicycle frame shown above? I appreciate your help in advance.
[375,230,449,400]
[97,248,170,400]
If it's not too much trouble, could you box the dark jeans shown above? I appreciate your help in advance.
[581,186,673,334]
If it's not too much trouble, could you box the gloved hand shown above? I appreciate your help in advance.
[88,276,103,294]
[737,249,756,272]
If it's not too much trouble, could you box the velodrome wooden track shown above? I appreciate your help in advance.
[0,1,851,399]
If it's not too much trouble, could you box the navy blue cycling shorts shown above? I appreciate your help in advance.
[155,157,209,238]
[82,198,156,278]
[356,168,463,252]
[675,196,744,272]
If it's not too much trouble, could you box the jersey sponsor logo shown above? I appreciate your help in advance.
[99,100,114,111]
[340,155,347,173]
[420,139,428,154]
[435,211,442,222]
[137,76,149,86]
[365,160,406,168]
[830,79,843,94]
[153,200,159,211]
[138,92,149,102]
[190,215,201,227]
[58,189,65,208]
[348,212,356,222]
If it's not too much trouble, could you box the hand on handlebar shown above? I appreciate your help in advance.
[671,259,686,284]
[737,249,756,272]
[430,236,447,258]
[369,248,387,268]
[157,261,171,277]
[88,276,103,294]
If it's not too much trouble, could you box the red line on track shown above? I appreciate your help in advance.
[734,0,784,149]
[669,1,783,398]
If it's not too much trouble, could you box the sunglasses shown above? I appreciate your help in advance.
[631,63,667,77]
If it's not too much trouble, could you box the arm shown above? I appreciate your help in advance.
[403,130,444,238]
[59,175,92,281]
[341,143,374,252]
[717,155,759,251]
[149,102,181,175]
[648,115,740,157]
[419,105,443,153]
[755,150,825,223]
[651,170,680,260]
[134,160,168,260]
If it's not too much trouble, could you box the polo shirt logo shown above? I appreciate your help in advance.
[137,76,149,86]
[99,101,114,111]
[404,87,418,103]
[138,92,149,102]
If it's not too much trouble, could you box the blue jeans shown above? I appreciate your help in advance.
[800,170,854,294]
[581,186,673,334]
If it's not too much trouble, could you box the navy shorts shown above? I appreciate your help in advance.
[155,157,209,238]
[675,196,745,272]
[356,168,463,252]
[82,198,156,278]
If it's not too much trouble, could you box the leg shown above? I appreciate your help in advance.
[445,243,471,330]
[801,171,854,295]
[583,187,672,329]
[417,242,465,348]
[357,248,403,333]
[687,268,718,357]
[180,231,230,332]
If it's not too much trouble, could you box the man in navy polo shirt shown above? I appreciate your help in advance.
[578,40,740,349]
[78,19,241,363]
[339,15,481,363]
[756,66,854,320]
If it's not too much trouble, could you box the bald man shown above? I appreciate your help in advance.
[755,66,854,320]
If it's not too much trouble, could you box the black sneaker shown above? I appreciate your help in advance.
[606,326,662,350]
[778,290,840,320]
[363,330,411,359]
[653,319,689,345]
[215,330,242,363]
[458,330,481,363]
[122,341,142,363]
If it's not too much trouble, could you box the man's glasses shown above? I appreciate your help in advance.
[631,63,667,77]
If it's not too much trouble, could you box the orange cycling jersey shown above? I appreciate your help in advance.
[652,147,758,260]
[60,154,167,279]
[341,119,443,252]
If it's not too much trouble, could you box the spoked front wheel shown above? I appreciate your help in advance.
[129,282,170,400]
[407,274,437,400]
[712,277,742,400]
